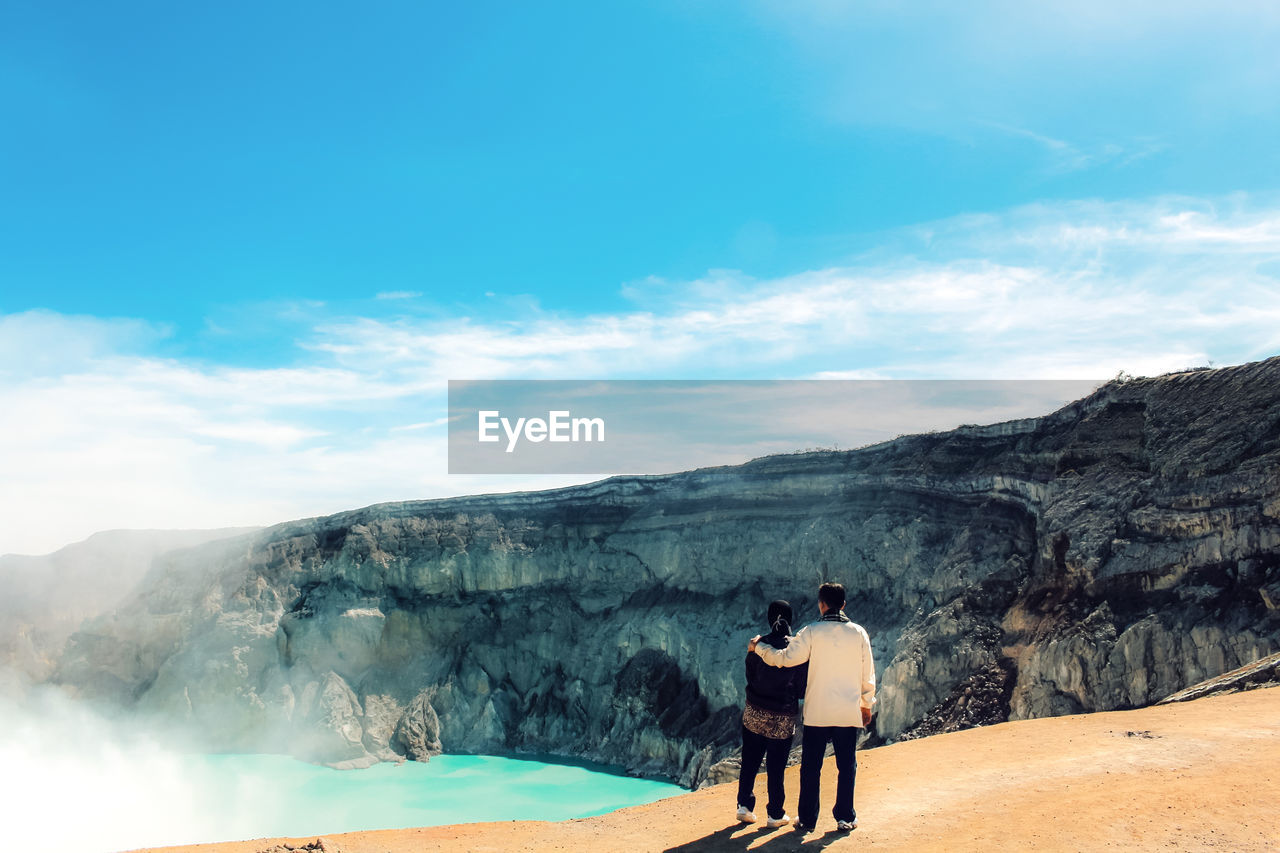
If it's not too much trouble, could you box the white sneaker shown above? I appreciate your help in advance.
[837,819,858,831]
[736,805,757,823]
[766,813,791,828]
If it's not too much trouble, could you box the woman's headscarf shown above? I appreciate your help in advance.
[767,599,793,636]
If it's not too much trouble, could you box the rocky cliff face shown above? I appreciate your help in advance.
[54,359,1280,785]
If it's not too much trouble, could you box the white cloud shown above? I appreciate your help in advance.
[976,121,1166,175]
[2,196,1278,555]
[0,310,168,377]
[389,417,452,432]
[0,355,588,555]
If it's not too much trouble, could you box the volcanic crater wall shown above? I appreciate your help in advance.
[55,359,1280,785]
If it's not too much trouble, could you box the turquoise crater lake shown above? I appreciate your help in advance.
[151,753,684,848]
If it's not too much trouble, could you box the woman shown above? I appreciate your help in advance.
[736,599,807,828]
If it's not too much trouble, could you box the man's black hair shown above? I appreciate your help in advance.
[818,582,846,610]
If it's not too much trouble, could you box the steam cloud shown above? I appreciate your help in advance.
[0,684,277,853]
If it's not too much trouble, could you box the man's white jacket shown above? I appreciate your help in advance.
[754,614,876,728]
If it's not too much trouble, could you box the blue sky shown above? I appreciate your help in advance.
[2,1,1280,554]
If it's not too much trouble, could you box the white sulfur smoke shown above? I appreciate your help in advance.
[0,685,278,853]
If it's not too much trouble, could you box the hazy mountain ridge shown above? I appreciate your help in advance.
[0,528,259,681]
[52,358,1280,785]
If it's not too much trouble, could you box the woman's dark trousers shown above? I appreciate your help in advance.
[737,725,792,820]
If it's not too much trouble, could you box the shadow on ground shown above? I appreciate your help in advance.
[664,822,853,852]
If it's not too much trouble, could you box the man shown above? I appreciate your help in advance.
[749,582,875,833]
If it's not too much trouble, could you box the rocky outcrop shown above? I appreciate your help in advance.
[1157,650,1280,704]
[54,359,1280,785]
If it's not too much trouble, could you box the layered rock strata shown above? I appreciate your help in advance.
[55,359,1280,784]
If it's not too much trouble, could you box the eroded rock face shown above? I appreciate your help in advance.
[393,691,442,760]
[54,359,1280,784]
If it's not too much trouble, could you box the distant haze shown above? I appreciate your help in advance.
[0,527,258,681]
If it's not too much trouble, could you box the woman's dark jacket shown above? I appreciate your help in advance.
[745,630,807,715]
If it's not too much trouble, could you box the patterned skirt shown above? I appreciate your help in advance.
[743,701,797,741]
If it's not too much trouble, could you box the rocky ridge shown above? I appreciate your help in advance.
[1,528,257,681]
[54,358,1280,785]
[1157,649,1280,704]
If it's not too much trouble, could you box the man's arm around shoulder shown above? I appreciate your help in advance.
[750,624,813,667]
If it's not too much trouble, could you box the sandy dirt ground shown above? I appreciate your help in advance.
[134,686,1280,853]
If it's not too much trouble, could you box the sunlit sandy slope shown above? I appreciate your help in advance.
[134,685,1279,853]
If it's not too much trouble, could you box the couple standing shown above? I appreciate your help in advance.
[737,582,876,834]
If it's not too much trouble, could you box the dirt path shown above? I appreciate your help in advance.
[135,686,1280,853]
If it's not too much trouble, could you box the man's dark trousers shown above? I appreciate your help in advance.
[737,725,792,820]
[798,725,858,826]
